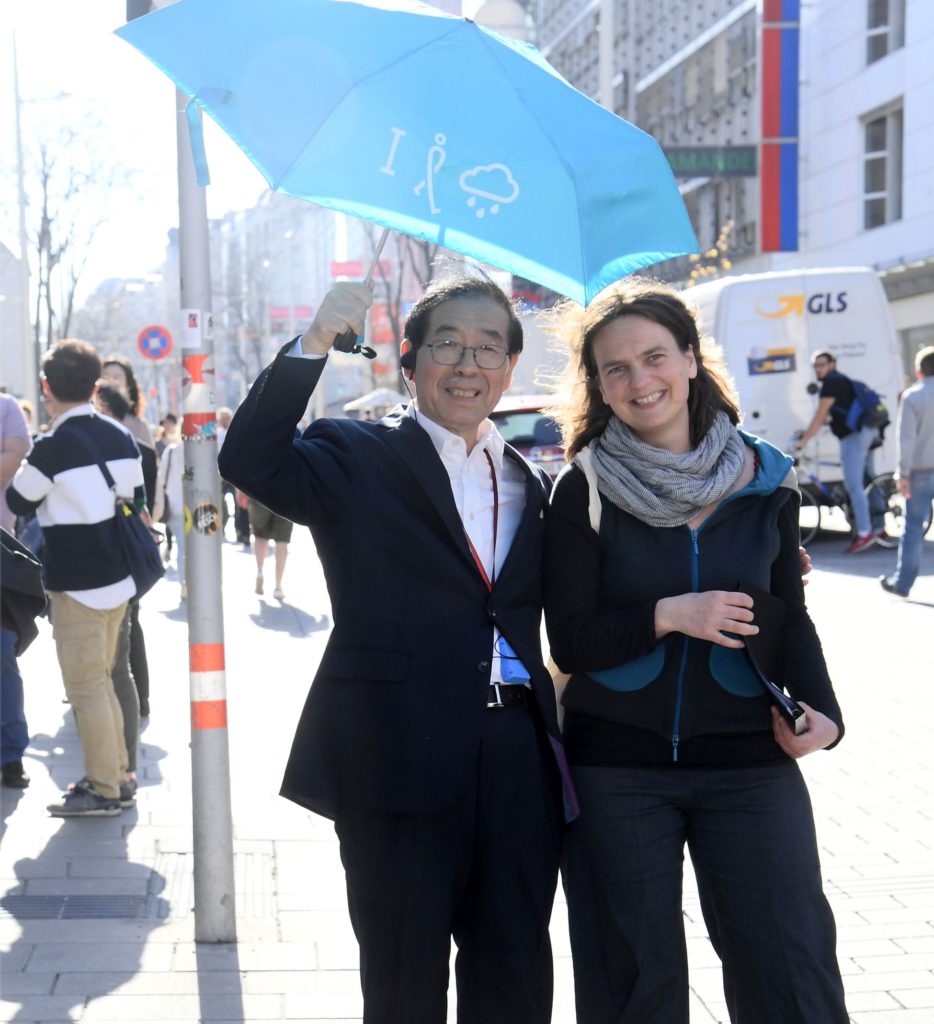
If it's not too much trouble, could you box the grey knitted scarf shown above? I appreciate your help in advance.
[584,412,747,528]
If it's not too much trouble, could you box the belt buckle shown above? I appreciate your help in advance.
[486,681,505,709]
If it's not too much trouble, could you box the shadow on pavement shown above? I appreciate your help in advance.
[248,601,330,637]
[195,942,246,1022]
[1,718,171,1020]
[24,708,168,797]
[0,784,27,845]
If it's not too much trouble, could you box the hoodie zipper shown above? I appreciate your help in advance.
[671,528,700,763]
[668,447,781,762]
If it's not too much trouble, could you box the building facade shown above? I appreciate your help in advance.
[0,242,28,397]
[534,0,934,369]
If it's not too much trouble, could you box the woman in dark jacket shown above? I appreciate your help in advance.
[543,279,848,1024]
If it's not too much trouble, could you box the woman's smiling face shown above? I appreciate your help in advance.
[592,314,697,453]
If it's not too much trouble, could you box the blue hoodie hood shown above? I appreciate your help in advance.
[735,429,797,497]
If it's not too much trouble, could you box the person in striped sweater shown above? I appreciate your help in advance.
[7,340,145,817]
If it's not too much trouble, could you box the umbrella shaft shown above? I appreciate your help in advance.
[365,229,390,287]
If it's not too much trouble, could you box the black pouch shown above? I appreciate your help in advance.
[737,582,807,736]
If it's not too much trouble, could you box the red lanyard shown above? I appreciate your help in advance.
[464,449,498,592]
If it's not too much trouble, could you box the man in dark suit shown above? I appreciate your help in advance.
[219,274,575,1024]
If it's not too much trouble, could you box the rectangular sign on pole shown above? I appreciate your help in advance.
[664,146,758,178]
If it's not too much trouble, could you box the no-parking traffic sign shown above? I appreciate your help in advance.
[137,324,173,361]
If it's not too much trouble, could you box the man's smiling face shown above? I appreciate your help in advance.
[413,295,518,450]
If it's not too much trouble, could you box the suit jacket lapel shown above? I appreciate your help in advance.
[381,412,478,572]
[496,446,545,582]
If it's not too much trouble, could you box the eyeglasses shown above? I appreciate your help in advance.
[425,339,510,370]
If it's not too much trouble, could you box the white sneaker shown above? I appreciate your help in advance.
[255,574,264,595]
[180,583,187,601]
[273,586,284,602]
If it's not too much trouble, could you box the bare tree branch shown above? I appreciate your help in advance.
[19,111,135,364]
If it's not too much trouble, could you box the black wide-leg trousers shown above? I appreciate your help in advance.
[564,760,848,1024]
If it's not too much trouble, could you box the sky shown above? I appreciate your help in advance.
[1,0,482,304]
[1,0,270,300]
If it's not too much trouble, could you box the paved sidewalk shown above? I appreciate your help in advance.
[2,529,933,1023]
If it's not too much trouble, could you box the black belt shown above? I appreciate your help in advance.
[487,683,529,709]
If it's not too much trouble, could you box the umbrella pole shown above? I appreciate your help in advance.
[364,228,390,287]
[331,229,390,357]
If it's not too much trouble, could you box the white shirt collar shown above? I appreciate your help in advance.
[405,404,506,471]
[49,403,96,430]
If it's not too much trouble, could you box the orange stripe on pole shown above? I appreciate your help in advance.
[190,643,225,672]
[192,699,228,730]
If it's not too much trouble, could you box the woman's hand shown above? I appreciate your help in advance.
[799,545,812,586]
[654,591,757,648]
[771,702,839,758]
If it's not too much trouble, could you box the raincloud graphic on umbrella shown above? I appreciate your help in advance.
[459,165,520,218]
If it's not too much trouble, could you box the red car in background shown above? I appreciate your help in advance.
[490,394,565,480]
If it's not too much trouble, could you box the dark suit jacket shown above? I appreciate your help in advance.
[219,345,576,822]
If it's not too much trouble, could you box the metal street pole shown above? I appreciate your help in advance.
[174,88,237,943]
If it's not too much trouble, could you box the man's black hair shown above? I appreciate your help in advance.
[42,340,102,403]
[96,382,131,422]
[403,272,523,355]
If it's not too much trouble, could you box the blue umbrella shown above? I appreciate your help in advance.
[117,0,697,306]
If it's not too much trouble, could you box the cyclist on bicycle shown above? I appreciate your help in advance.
[792,351,882,554]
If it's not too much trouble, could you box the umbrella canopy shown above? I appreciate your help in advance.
[343,387,409,413]
[117,0,698,306]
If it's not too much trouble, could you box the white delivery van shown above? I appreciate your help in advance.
[683,267,904,483]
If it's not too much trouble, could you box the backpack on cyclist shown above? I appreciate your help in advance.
[844,379,890,433]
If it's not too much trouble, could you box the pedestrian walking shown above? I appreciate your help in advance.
[96,382,155,721]
[1,527,46,790]
[1,394,34,789]
[7,341,144,816]
[153,437,186,602]
[154,413,179,459]
[219,274,573,1024]
[880,345,934,597]
[543,280,848,1024]
[248,499,292,601]
[101,355,152,448]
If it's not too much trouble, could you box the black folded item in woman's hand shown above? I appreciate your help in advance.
[738,582,808,735]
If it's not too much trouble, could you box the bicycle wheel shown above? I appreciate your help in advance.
[864,473,913,548]
[799,486,820,546]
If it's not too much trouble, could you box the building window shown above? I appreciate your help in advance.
[899,324,934,389]
[863,106,903,230]
[867,0,905,64]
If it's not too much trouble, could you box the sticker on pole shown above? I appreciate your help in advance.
[137,325,173,361]
[192,502,220,535]
[182,309,214,349]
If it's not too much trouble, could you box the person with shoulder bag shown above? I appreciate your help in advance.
[7,340,144,816]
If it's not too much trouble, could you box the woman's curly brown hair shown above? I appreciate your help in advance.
[543,278,740,459]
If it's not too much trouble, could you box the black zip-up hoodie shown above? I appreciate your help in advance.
[544,432,844,768]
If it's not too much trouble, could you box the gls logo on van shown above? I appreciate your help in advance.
[754,292,849,318]
[747,346,796,376]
